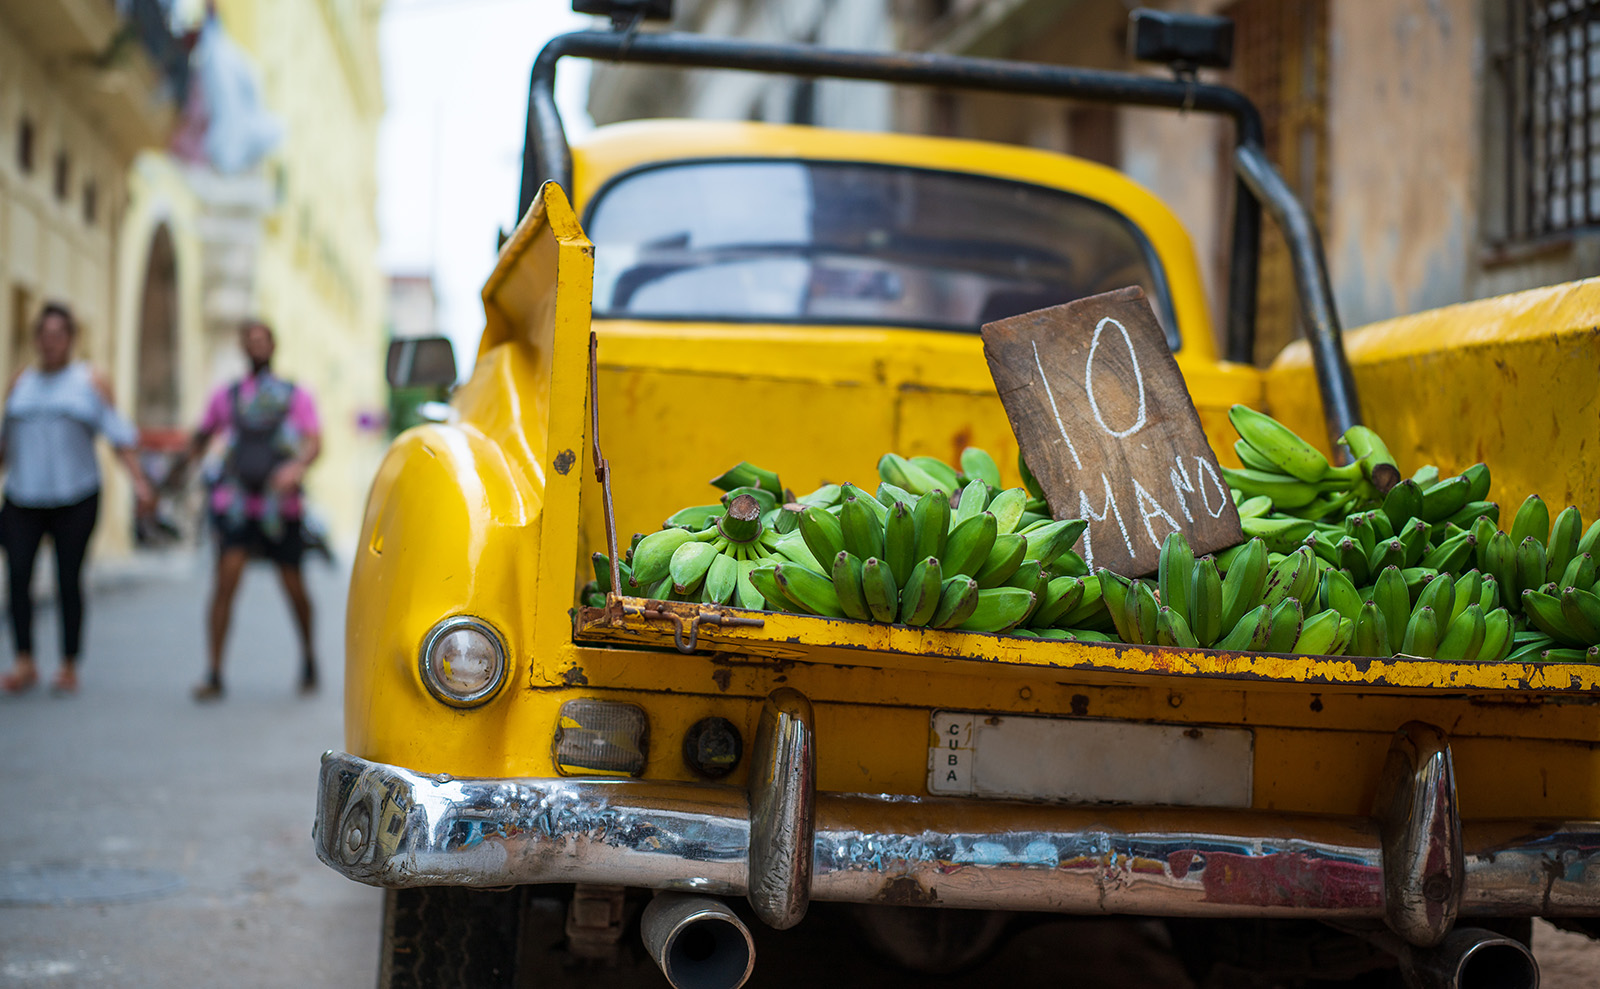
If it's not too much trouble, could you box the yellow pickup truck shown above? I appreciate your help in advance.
[315,13,1600,989]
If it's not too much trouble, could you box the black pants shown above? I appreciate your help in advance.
[3,492,100,659]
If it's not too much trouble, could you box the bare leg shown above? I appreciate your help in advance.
[198,547,250,699]
[276,563,316,692]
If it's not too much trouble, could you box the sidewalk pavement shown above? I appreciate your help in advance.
[0,550,379,988]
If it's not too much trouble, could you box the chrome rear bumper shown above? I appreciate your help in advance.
[314,692,1600,946]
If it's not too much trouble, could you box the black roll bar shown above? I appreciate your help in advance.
[1234,144,1360,450]
[518,29,1361,442]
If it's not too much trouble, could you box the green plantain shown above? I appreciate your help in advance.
[899,557,945,626]
[709,461,783,496]
[975,533,1027,588]
[1229,404,1332,482]
[1547,506,1584,585]
[1215,604,1272,651]
[1372,566,1411,655]
[931,576,982,629]
[1510,494,1551,549]
[1352,601,1390,658]
[1219,538,1270,633]
[1158,532,1194,626]
[943,512,999,578]
[839,494,886,564]
[1156,607,1200,648]
[1032,576,1086,629]
[1188,556,1224,646]
[987,487,1029,535]
[861,558,899,623]
[831,551,870,620]
[704,551,738,605]
[1264,598,1304,653]
[912,489,951,563]
[960,447,1002,489]
[1436,603,1487,661]
[884,501,918,588]
[797,507,845,574]
[957,587,1037,634]
[773,562,845,618]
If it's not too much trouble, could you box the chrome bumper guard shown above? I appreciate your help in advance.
[315,692,1600,946]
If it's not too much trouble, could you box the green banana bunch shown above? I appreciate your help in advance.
[606,443,1600,666]
[1230,404,1351,483]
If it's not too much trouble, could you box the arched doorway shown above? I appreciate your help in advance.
[135,224,180,431]
[133,224,185,548]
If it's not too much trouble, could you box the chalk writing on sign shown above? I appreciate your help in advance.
[981,286,1242,576]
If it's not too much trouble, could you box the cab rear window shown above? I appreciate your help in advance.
[585,159,1178,347]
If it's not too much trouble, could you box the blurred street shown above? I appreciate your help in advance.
[0,553,378,988]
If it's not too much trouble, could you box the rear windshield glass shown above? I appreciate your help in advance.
[585,159,1177,346]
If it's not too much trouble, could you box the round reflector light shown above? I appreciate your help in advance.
[419,616,506,706]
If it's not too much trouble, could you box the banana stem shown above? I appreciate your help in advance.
[717,493,764,544]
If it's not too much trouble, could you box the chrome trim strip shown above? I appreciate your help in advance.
[1376,721,1462,947]
[315,751,1600,920]
[746,688,815,930]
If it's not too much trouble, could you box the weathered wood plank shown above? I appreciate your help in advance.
[982,286,1242,576]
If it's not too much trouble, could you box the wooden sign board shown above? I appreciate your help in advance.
[981,286,1242,577]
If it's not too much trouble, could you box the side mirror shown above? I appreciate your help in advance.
[1128,9,1233,72]
[386,336,458,389]
[572,0,673,24]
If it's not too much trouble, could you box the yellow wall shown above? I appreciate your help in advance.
[0,11,140,557]
[118,0,389,549]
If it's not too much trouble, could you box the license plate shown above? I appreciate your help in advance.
[928,711,1253,807]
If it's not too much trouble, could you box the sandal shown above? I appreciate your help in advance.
[49,669,78,696]
[1,665,38,695]
[192,678,224,703]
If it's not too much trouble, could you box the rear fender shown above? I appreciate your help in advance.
[345,183,594,772]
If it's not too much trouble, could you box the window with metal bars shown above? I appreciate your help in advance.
[1495,1,1600,242]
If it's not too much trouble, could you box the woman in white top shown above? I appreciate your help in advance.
[0,303,153,695]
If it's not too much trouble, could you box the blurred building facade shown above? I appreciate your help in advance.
[386,271,437,339]
[121,0,388,551]
[588,0,1584,367]
[0,0,187,556]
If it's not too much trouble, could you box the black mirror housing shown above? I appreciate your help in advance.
[572,0,673,23]
[387,336,458,389]
[1128,9,1233,71]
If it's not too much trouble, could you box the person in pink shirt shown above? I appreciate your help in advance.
[183,320,321,701]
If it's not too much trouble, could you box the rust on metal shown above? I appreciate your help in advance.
[1185,850,1384,912]
[617,601,766,655]
[874,876,941,907]
[573,600,1600,694]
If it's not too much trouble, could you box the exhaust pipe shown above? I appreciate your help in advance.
[1400,927,1539,989]
[640,893,756,989]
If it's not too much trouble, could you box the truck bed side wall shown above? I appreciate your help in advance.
[1265,279,1600,518]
